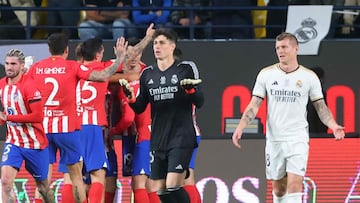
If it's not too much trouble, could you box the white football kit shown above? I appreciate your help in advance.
[252,64,323,179]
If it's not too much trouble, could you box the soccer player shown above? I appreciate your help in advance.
[0,49,54,203]
[77,37,112,202]
[27,33,127,203]
[231,32,345,203]
[119,28,204,203]
[114,38,154,203]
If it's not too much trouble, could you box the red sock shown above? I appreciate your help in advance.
[34,199,43,203]
[61,184,75,203]
[105,191,115,203]
[148,191,160,203]
[184,185,202,203]
[133,188,150,203]
[88,182,104,203]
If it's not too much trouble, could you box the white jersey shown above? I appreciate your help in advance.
[253,64,323,142]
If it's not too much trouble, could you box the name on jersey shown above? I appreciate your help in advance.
[35,67,66,74]
[149,86,178,101]
[270,89,301,103]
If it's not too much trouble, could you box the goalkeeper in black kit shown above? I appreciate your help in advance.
[119,28,204,203]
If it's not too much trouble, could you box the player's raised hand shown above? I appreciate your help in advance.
[114,37,128,60]
[119,79,135,102]
[146,23,156,39]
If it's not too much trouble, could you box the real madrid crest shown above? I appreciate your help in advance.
[294,18,318,44]
[171,75,178,84]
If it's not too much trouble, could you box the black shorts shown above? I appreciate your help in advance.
[150,148,194,180]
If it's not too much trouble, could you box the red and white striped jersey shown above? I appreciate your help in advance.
[0,76,48,149]
[79,61,109,126]
[28,56,92,133]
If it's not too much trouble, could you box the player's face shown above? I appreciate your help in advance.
[125,46,142,72]
[275,38,298,65]
[153,35,175,60]
[5,56,23,79]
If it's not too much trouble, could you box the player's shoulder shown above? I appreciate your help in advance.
[142,64,155,73]
[298,65,317,75]
[176,60,197,69]
[258,63,277,75]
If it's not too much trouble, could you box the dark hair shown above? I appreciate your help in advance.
[173,47,182,60]
[276,32,298,45]
[81,38,103,61]
[153,28,178,44]
[47,33,69,55]
[127,37,140,47]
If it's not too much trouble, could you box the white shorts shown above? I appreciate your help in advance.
[265,140,309,180]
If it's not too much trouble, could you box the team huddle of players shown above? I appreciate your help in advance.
[0,23,204,203]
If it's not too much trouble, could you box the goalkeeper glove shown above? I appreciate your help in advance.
[180,78,202,94]
[119,79,135,102]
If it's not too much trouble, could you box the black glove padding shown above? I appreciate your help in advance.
[180,78,202,90]
[118,79,134,99]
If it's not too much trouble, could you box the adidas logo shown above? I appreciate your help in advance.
[272,81,278,85]
[148,79,154,84]
[175,164,183,170]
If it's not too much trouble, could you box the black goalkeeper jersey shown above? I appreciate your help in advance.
[130,60,204,151]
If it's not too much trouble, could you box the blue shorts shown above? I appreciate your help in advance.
[132,140,150,176]
[189,136,201,169]
[46,134,58,164]
[80,125,108,172]
[122,135,136,176]
[1,143,49,181]
[47,131,84,166]
[106,150,118,177]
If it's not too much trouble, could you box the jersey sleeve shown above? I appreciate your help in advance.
[74,61,92,80]
[252,69,266,99]
[309,71,324,102]
[180,61,204,108]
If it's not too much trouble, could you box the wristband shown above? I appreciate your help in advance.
[185,88,196,94]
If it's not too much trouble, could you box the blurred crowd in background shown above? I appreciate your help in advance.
[0,0,359,40]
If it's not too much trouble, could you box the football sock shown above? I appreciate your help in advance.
[133,188,150,203]
[184,185,201,203]
[61,184,75,203]
[88,182,104,203]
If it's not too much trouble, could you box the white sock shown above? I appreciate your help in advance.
[273,192,287,203]
[287,192,302,203]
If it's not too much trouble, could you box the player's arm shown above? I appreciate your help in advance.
[110,99,135,135]
[127,23,155,60]
[108,72,140,83]
[4,99,44,123]
[313,99,345,140]
[232,96,263,148]
[88,37,128,81]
